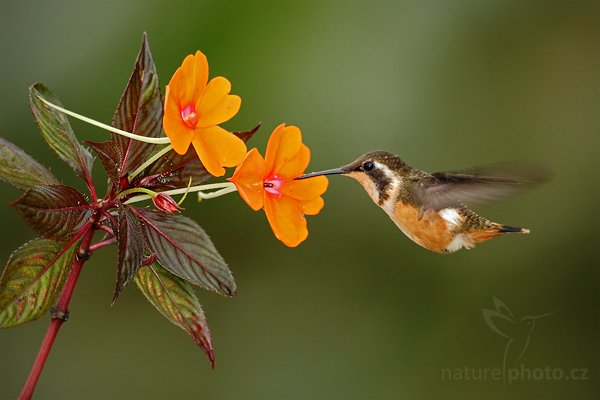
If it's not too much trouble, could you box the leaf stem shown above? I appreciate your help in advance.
[83,167,98,203]
[97,224,115,236]
[36,95,171,144]
[124,182,235,204]
[128,144,173,182]
[89,237,117,252]
[18,222,97,400]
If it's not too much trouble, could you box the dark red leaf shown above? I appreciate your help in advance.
[134,208,236,296]
[135,262,214,366]
[86,140,122,184]
[0,137,59,190]
[0,238,78,327]
[12,184,93,241]
[112,206,145,304]
[112,32,163,175]
[29,83,94,181]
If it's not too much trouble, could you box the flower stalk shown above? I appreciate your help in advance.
[124,182,236,204]
[128,144,173,182]
[36,95,171,144]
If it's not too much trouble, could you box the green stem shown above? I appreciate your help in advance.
[197,184,238,200]
[37,95,171,144]
[124,182,235,204]
[128,145,173,182]
[177,178,193,206]
[116,187,157,200]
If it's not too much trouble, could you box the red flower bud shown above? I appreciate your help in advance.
[152,193,182,214]
[119,175,130,190]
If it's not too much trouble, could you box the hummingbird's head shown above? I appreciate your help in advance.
[298,151,410,205]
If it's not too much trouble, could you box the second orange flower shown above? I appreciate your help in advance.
[229,124,328,247]
[163,51,246,177]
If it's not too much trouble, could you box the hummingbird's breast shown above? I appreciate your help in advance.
[390,203,461,253]
[388,202,505,253]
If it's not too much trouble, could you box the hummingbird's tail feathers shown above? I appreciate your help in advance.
[498,225,530,234]
[463,223,529,249]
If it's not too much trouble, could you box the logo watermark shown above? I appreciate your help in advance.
[441,365,589,384]
[440,298,589,386]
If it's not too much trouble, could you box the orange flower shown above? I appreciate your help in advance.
[163,51,246,177]
[228,124,328,247]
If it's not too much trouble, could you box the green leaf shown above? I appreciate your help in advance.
[0,137,59,190]
[112,206,145,304]
[29,83,94,180]
[112,32,163,175]
[86,140,122,185]
[135,262,214,365]
[12,184,93,241]
[135,209,236,296]
[0,238,77,328]
[142,124,260,190]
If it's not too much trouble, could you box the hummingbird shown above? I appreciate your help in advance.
[298,151,546,254]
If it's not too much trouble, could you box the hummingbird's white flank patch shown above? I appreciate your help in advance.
[439,208,463,228]
[445,234,473,252]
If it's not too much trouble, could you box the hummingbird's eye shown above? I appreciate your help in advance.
[362,161,375,171]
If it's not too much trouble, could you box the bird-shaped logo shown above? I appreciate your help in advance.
[299,151,548,253]
[482,297,554,385]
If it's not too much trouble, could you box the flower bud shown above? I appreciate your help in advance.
[153,193,182,214]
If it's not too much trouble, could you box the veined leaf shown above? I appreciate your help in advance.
[112,206,145,304]
[135,262,214,365]
[0,137,59,190]
[142,124,260,190]
[12,184,93,241]
[29,83,94,180]
[135,209,236,296]
[86,140,122,185]
[112,32,163,174]
[0,238,77,328]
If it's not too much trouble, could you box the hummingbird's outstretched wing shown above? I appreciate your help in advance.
[413,162,549,210]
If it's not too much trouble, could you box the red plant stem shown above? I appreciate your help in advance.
[18,225,97,400]
[89,237,117,252]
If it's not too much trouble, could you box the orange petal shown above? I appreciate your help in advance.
[168,51,209,106]
[196,77,232,116]
[229,148,266,211]
[281,176,328,201]
[276,144,310,179]
[302,196,325,216]
[264,195,308,247]
[197,95,241,128]
[192,126,247,177]
[265,124,302,176]
[163,87,194,154]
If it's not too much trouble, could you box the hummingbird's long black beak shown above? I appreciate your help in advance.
[296,168,347,180]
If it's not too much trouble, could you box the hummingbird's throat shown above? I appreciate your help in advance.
[264,176,284,197]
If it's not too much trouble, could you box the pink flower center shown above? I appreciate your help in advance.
[180,103,199,128]
[264,175,284,197]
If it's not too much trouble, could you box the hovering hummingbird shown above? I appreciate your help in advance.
[298,151,546,253]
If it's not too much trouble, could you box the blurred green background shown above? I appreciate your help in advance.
[1,0,598,399]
